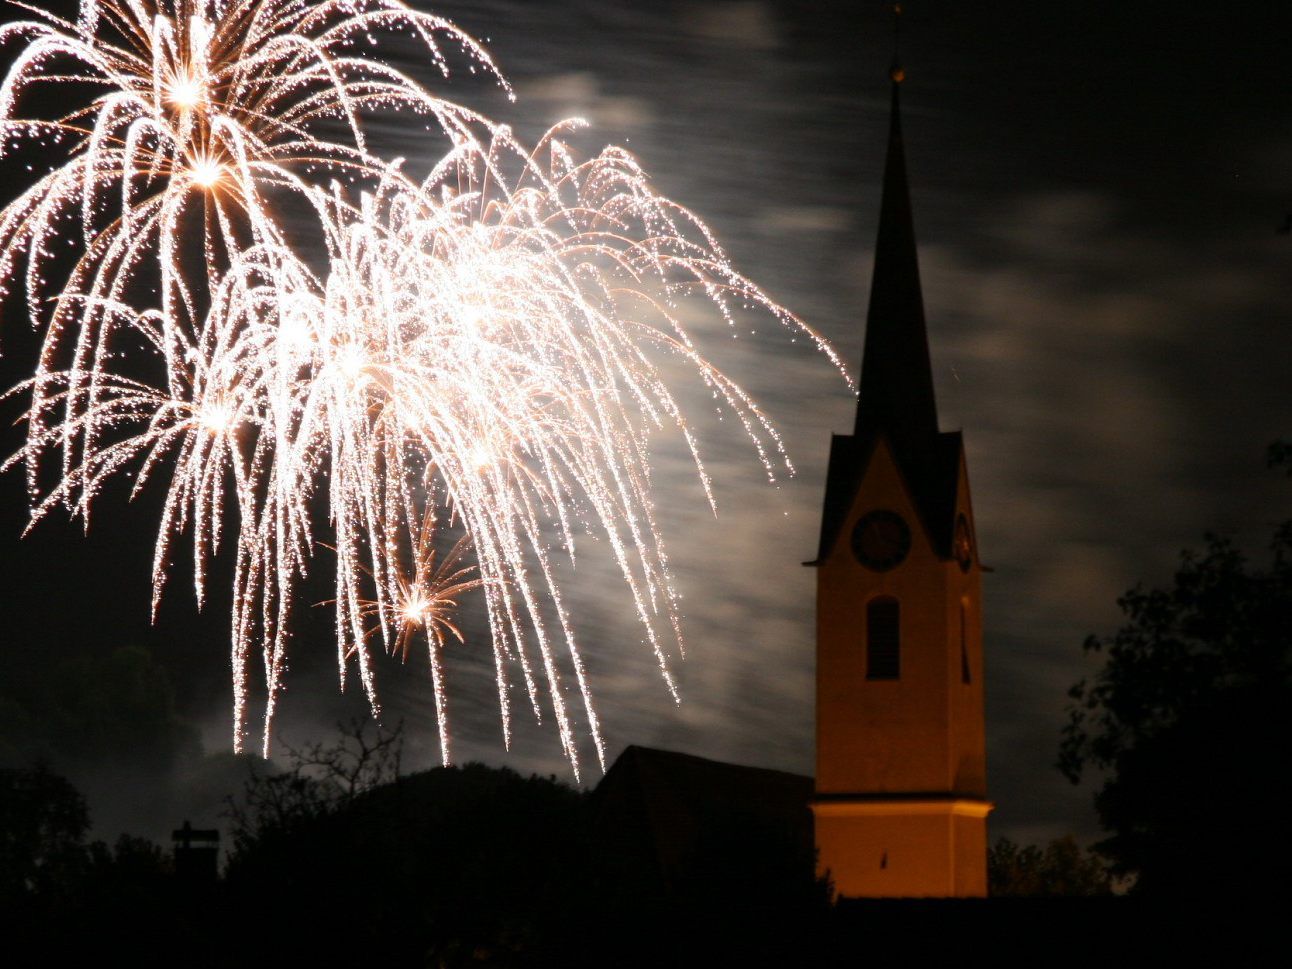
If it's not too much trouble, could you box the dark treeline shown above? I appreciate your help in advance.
[4,734,1285,967]
[2,736,832,968]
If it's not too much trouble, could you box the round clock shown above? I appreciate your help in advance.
[953,515,974,573]
[851,510,911,571]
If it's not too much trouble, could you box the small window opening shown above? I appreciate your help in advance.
[960,601,971,684]
[867,598,900,680]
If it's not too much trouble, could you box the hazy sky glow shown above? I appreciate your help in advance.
[1,0,1288,848]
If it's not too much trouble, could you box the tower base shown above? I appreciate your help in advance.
[812,796,992,898]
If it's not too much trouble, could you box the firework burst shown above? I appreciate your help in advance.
[0,0,847,773]
[0,0,506,367]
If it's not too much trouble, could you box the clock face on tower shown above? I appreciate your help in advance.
[851,510,911,571]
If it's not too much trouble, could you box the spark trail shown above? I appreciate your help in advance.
[0,0,847,774]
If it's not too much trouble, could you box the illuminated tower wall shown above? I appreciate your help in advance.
[809,76,991,898]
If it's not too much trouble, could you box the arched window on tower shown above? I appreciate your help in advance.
[866,597,900,680]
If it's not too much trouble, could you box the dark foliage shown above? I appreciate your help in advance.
[988,836,1111,897]
[219,724,831,966]
[223,723,594,966]
[1,762,176,969]
[224,717,403,859]
[0,763,90,901]
[1060,444,1292,894]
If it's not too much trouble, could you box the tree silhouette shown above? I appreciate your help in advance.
[0,763,90,901]
[1060,444,1292,894]
[224,727,591,967]
[988,836,1111,897]
[224,717,403,861]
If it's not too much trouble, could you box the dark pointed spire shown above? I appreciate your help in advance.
[811,47,965,566]
[853,75,939,453]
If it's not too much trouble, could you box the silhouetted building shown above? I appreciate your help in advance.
[807,67,991,897]
[591,745,813,894]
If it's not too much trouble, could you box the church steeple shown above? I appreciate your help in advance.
[854,77,938,453]
[811,70,960,565]
[810,37,991,898]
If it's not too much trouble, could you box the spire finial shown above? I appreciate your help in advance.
[889,3,905,84]
[851,0,936,448]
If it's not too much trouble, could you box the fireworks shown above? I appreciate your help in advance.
[0,1,846,774]
[0,0,506,344]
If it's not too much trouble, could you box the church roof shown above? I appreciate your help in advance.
[812,79,963,563]
[591,745,813,886]
[814,428,963,564]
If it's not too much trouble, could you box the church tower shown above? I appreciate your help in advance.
[808,66,991,897]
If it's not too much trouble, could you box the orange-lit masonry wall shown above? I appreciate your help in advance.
[814,800,990,897]
[812,436,990,897]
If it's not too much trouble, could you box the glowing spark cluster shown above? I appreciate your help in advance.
[0,0,847,773]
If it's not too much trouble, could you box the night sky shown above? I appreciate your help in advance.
[1,0,1289,849]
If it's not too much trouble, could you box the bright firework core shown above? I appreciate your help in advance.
[402,598,430,624]
[167,74,203,110]
[197,401,234,435]
[189,157,222,188]
[0,0,847,775]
